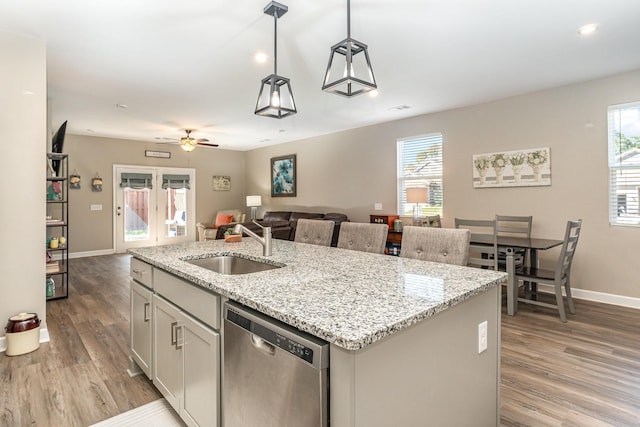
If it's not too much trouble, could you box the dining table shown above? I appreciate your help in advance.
[470,235,564,316]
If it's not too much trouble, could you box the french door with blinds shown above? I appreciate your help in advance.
[114,165,196,253]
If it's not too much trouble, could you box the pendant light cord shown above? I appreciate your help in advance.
[273,11,278,76]
[347,0,351,39]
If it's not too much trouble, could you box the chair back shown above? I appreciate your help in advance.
[337,222,388,254]
[454,218,498,270]
[294,219,335,246]
[495,215,532,238]
[555,220,582,281]
[400,226,470,266]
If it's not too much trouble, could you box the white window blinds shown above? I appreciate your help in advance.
[608,102,640,227]
[397,133,443,217]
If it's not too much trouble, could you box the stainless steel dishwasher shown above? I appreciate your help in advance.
[223,301,329,427]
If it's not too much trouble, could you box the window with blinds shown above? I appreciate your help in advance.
[608,102,640,227]
[397,133,443,218]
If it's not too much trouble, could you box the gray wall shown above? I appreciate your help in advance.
[246,70,640,300]
[64,135,246,253]
[1,32,47,334]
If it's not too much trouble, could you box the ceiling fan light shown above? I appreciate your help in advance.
[180,138,196,152]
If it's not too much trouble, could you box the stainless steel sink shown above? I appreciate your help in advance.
[186,255,282,275]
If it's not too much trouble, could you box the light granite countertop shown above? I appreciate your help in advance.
[129,238,507,350]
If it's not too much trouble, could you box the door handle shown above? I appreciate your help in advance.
[143,302,150,322]
[250,334,275,356]
[170,321,178,345]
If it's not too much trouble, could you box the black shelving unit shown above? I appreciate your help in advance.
[46,153,69,300]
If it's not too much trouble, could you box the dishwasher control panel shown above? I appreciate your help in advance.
[226,306,315,364]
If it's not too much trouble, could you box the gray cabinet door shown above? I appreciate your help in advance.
[130,280,153,378]
[153,295,183,411]
[181,314,220,427]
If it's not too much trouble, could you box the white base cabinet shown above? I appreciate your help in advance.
[130,261,221,427]
[153,295,220,427]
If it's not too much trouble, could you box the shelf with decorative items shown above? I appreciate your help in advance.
[46,153,69,300]
[370,214,403,256]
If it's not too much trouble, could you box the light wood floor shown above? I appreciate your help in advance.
[0,254,160,427]
[1,254,639,426]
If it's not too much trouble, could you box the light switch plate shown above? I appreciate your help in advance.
[374,203,383,211]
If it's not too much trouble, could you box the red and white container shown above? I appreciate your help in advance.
[4,312,41,356]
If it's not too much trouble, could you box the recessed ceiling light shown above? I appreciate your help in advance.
[389,105,411,111]
[116,103,128,109]
[578,24,598,35]
[21,90,34,95]
[254,52,268,64]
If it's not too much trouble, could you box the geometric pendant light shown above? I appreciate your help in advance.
[255,1,297,119]
[322,0,377,97]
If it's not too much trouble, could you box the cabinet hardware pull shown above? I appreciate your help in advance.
[176,325,184,349]
[132,269,142,275]
[143,302,150,322]
[171,321,178,345]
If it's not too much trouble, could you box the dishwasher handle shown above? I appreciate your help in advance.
[251,334,276,356]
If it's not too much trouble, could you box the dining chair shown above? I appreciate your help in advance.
[337,222,388,254]
[495,215,533,269]
[513,219,582,322]
[400,226,470,266]
[294,219,335,246]
[454,219,498,270]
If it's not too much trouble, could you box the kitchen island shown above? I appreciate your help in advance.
[129,238,506,427]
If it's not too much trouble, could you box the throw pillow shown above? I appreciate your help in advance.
[215,213,235,228]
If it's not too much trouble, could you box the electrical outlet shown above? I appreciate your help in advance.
[90,204,103,211]
[478,321,488,354]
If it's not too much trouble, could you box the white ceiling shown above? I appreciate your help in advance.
[2,0,640,151]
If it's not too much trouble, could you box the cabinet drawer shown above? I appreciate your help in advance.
[131,258,153,289]
[154,269,220,330]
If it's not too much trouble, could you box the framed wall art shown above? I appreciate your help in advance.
[271,154,296,197]
[212,175,231,191]
[473,147,551,188]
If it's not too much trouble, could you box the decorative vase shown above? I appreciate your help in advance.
[477,169,487,185]
[512,165,523,183]
[531,164,542,182]
[494,166,504,184]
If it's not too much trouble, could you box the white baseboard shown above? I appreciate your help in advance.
[537,284,640,309]
[0,327,50,353]
[69,249,115,259]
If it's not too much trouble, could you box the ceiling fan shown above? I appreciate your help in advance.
[164,129,219,152]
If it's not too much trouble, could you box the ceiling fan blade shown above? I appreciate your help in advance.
[196,142,219,148]
[196,138,209,143]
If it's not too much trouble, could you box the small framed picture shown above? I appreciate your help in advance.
[271,154,296,197]
[213,175,231,191]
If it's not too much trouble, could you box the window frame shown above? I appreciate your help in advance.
[608,101,640,227]
[397,133,443,220]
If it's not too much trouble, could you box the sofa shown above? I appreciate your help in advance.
[215,211,349,247]
[196,209,246,241]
